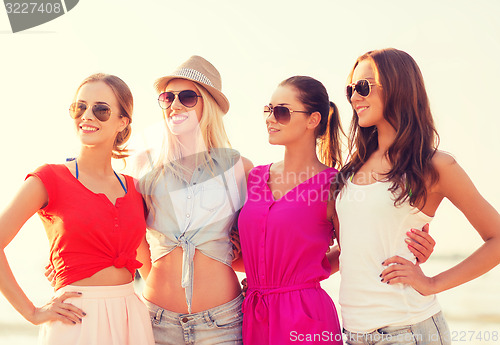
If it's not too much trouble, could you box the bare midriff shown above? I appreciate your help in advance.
[70,266,133,286]
[143,247,241,314]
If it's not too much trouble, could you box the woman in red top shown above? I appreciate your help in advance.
[0,74,154,345]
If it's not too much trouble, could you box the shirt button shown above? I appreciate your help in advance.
[187,195,191,199]
[182,317,189,323]
[115,224,119,228]
[186,214,190,218]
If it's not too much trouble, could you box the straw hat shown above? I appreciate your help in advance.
[154,55,230,114]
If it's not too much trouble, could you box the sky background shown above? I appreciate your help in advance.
[0,0,499,336]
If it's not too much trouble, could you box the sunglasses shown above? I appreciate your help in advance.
[346,79,379,102]
[158,90,202,109]
[263,105,309,125]
[69,102,114,122]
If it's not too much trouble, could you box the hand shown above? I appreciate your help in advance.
[326,234,335,253]
[44,263,56,288]
[28,291,86,325]
[240,278,248,298]
[405,223,435,264]
[380,256,436,296]
[230,226,242,261]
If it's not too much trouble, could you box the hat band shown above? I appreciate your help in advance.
[172,68,215,89]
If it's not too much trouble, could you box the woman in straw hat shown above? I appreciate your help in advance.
[138,56,253,345]
[0,73,155,345]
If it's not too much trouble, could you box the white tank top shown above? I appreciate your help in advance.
[336,178,441,333]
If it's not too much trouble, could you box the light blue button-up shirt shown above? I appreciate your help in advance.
[143,149,246,313]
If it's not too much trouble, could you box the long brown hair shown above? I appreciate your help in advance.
[337,48,440,207]
[75,73,133,159]
[279,76,343,169]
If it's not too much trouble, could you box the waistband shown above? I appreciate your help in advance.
[143,293,243,324]
[343,311,446,337]
[242,282,320,322]
[56,282,136,299]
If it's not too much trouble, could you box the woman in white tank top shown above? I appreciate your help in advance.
[335,48,500,345]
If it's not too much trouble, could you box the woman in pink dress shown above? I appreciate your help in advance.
[238,76,344,344]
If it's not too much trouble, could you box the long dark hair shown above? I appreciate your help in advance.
[337,48,440,207]
[279,76,343,169]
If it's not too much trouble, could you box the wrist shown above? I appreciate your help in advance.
[23,303,38,324]
[426,275,441,295]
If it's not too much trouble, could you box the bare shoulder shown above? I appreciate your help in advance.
[24,174,48,193]
[431,150,458,171]
[63,160,76,177]
[240,156,254,175]
[10,175,47,214]
[431,150,466,183]
[267,160,282,174]
[430,150,474,196]
[319,163,331,171]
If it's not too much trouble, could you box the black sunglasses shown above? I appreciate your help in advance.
[158,90,202,109]
[346,79,379,102]
[263,105,309,125]
[69,102,114,122]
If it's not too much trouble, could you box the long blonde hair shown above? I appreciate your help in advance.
[140,80,231,216]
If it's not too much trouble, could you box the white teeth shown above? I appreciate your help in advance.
[170,115,188,122]
[81,126,98,132]
[357,106,368,112]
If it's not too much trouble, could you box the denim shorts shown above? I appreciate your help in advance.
[142,294,243,345]
[343,311,451,345]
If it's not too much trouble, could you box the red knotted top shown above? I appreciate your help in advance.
[27,164,146,290]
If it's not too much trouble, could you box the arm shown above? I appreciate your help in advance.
[230,222,245,273]
[382,153,500,295]
[240,156,254,182]
[231,155,254,273]
[326,197,340,275]
[232,255,245,273]
[0,177,84,325]
[136,235,152,280]
[326,245,340,275]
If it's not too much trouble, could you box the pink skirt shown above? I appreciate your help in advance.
[38,282,155,345]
